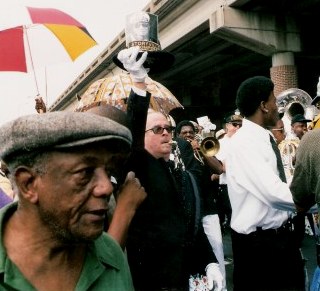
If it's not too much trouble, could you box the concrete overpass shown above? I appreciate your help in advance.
[48,0,320,126]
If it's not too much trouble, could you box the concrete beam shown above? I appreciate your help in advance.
[210,6,301,56]
[159,0,222,49]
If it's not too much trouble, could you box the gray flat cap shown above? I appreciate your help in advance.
[0,111,132,162]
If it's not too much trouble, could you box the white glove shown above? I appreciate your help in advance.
[117,46,149,82]
[206,263,223,291]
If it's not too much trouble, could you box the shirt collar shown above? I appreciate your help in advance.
[91,235,122,270]
[0,202,16,274]
[242,118,272,143]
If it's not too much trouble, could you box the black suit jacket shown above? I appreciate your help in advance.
[124,90,216,290]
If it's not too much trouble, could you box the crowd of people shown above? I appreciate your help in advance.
[1,37,320,291]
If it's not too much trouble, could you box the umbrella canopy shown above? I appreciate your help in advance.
[76,73,184,115]
[0,6,97,93]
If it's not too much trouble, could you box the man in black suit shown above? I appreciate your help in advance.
[118,46,224,291]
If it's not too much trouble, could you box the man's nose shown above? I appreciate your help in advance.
[92,169,114,197]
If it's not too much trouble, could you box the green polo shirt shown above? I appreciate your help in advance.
[0,202,134,291]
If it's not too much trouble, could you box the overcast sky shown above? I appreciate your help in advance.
[0,0,150,125]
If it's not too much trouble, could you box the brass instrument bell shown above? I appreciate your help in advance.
[199,136,220,157]
[193,134,220,164]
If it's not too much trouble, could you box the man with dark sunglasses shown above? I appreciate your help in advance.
[145,125,175,134]
[231,122,241,127]
[115,46,223,291]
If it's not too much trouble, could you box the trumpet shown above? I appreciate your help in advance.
[193,133,220,165]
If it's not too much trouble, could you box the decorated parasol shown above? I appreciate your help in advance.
[76,73,184,115]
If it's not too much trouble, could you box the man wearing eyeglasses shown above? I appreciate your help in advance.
[270,119,286,145]
[115,46,223,291]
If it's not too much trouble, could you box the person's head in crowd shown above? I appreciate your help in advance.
[175,120,196,141]
[0,111,132,243]
[144,110,175,161]
[236,76,279,128]
[224,112,243,137]
[291,114,311,140]
[270,119,286,144]
[84,103,129,128]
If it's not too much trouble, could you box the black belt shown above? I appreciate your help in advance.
[255,226,288,234]
[250,222,294,236]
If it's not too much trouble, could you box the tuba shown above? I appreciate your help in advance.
[276,88,314,130]
[278,138,299,180]
[276,88,313,181]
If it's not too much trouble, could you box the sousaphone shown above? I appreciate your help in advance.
[276,88,313,180]
[276,88,313,126]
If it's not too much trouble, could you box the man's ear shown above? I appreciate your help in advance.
[14,167,39,203]
[260,101,269,113]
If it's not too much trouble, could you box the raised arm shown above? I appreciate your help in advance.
[107,171,146,249]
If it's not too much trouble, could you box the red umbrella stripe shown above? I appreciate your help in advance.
[27,7,95,40]
[0,27,26,72]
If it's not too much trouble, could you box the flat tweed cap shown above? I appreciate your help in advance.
[0,111,132,162]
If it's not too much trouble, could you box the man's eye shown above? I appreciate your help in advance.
[75,167,95,183]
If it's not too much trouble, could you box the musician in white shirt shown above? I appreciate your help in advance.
[226,76,305,291]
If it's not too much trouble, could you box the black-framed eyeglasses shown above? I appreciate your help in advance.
[230,122,242,127]
[145,125,175,134]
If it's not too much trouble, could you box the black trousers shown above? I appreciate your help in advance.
[231,227,305,291]
[217,184,232,229]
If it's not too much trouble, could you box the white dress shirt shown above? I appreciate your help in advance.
[226,119,296,234]
[215,135,232,185]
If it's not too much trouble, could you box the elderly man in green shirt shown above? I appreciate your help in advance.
[0,111,142,291]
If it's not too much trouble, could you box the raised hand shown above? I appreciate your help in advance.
[117,46,149,82]
[35,96,47,114]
